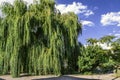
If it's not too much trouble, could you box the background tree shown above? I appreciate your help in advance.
[111,38,120,65]
[78,45,104,73]
[87,38,98,46]
[78,36,116,74]
[100,35,115,45]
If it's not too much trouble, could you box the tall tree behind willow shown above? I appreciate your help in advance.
[0,0,82,77]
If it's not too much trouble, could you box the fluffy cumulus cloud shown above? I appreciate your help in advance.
[85,43,112,50]
[55,2,94,16]
[81,20,94,27]
[98,43,112,50]
[101,12,120,26]
[115,33,120,36]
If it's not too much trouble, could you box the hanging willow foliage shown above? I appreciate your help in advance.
[0,0,82,77]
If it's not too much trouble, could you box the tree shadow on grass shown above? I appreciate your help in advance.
[32,75,100,80]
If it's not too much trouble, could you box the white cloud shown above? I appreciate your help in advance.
[55,2,94,16]
[101,12,120,26]
[84,10,94,16]
[98,43,112,50]
[115,33,120,36]
[85,42,112,50]
[81,20,94,26]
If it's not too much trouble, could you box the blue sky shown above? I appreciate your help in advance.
[56,0,120,44]
[0,0,120,44]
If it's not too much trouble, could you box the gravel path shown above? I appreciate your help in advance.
[0,74,120,80]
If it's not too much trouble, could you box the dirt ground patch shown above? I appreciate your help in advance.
[0,73,120,80]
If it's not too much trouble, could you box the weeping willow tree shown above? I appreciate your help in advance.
[0,0,82,77]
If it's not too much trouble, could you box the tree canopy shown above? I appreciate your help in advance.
[78,35,120,74]
[0,0,81,77]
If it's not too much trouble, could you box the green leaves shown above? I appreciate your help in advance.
[0,0,81,77]
[78,36,120,74]
[1,2,14,16]
[78,46,103,72]
[14,0,27,16]
[100,35,115,44]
